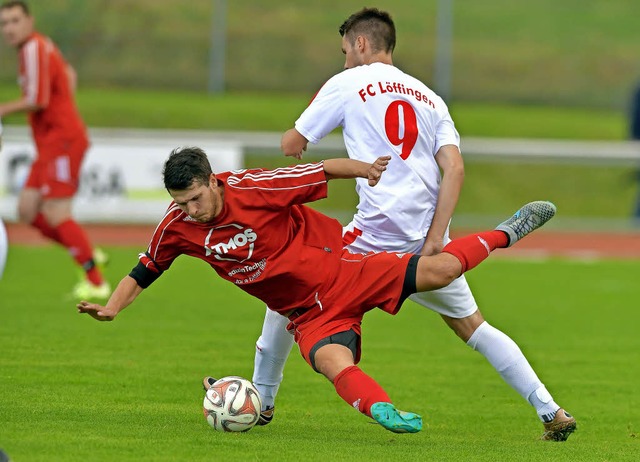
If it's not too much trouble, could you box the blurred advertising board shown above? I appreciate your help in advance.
[0,128,242,223]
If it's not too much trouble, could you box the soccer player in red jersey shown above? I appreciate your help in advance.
[0,1,109,299]
[77,147,556,434]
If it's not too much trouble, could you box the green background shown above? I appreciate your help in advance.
[2,0,639,109]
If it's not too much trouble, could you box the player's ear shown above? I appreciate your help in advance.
[208,173,217,188]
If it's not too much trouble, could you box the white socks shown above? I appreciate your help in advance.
[466,321,560,422]
[252,307,295,410]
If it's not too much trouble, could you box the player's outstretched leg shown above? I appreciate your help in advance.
[495,201,556,247]
[370,402,423,434]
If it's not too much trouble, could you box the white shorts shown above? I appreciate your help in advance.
[0,219,7,280]
[343,221,478,319]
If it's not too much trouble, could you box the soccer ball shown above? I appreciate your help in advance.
[203,376,262,432]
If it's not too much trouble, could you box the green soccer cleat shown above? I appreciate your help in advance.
[370,402,422,434]
[72,280,111,300]
[93,247,109,269]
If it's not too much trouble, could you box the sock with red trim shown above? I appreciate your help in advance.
[443,230,508,272]
[31,213,62,243]
[333,365,391,418]
[55,219,104,285]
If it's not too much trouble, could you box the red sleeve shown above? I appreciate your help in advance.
[225,162,328,209]
[140,205,184,272]
[21,36,50,107]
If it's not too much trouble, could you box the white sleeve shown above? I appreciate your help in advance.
[434,109,461,153]
[294,77,344,145]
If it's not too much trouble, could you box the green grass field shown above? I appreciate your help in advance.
[1,246,638,461]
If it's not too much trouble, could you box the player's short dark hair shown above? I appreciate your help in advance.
[163,147,213,191]
[0,0,30,14]
[339,7,396,53]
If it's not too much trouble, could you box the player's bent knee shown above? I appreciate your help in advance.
[416,255,460,291]
[309,330,359,379]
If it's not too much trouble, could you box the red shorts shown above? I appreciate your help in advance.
[25,138,88,199]
[287,249,417,367]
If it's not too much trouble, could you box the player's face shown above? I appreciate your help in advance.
[0,6,33,48]
[169,175,222,223]
[342,35,364,70]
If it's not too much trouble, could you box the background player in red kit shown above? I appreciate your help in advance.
[77,146,556,434]
[0,1,109,298]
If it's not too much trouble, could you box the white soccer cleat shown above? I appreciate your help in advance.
[495,201,556,247]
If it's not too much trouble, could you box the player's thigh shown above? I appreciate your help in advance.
[41,197,73,226]
[414,253,461,291]
[313,343,356,381]
[409,274,478,318]
[17,187,42,223]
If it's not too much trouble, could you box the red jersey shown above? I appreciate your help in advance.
[18,32,88,154]
[140,162,345,313]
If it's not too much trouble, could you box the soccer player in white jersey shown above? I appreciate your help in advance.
[247,8,576,440]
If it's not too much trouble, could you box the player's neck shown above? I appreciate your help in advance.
[365,53,393,66]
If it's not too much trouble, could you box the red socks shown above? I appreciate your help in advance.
[333,365,391,418]
[442,230,509,272]
[31,213,61,242]
[55,219,104,285]
[32,216,104,285]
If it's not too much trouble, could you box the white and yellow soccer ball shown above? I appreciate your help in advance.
[203,376,262,432]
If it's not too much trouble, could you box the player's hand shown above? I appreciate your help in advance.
[281,128,308,159]
[368,155,391,186]
[77,300,117,321]
[420,237,444,256]
[284,144,307,160]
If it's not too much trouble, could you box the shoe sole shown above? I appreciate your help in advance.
[496,201,557,247]
[542,421,577,441]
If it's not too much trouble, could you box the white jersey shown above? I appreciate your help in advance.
[295,62,460,242]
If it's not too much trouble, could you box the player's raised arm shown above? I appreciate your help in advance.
[77,275,143,321]
[323,155,390,186]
